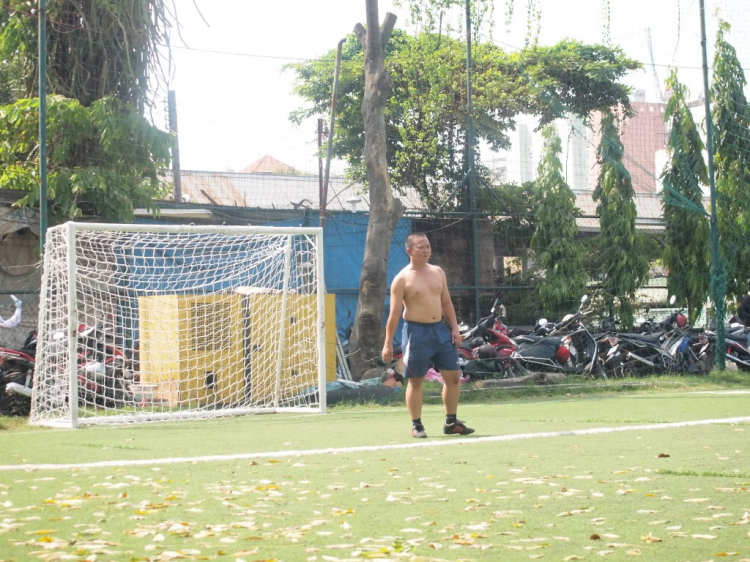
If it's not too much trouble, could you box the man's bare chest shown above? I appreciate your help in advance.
[404,275,442,300]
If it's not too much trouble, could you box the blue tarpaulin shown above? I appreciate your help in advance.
[271,213,412,343]
[132,212,413,344]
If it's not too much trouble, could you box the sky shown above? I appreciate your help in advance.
[162,0,749,175]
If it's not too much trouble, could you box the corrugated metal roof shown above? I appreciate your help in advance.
[162,170,427,211]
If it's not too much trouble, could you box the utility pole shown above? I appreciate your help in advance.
[168,91,182,204]
[699,0,726,369]
[38,0,48,253]
[318,118,324,224]
[322,39,345,230]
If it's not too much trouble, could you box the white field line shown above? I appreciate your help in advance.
[8,389,750,438]
[1,415,749,472]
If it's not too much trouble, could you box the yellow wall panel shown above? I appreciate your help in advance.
[139,292,335,407]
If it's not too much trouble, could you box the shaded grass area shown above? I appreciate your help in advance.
[0,422,748,561]
[437,370,750,405]
[330,370,749,409]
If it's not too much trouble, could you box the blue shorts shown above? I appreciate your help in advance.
[401,320,459,378]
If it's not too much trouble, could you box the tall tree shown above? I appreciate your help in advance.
[593,110,648,329]
[531,125,586,317]
[710,21,750,302]
[0,1,173,224]
[289,34,640,207]
[660,70,710,322]
[347,2,404,380]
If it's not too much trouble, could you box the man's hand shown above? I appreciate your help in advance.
[451,326,462,348]
[381,343,393,363]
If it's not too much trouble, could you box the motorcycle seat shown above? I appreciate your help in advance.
[725,332,749,343]
[617,333,663,343]
[515,335,562,346]
[459,336,485,351]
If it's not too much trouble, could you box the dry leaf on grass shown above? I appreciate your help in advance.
[691,534,717,539]
[558,508,593,517]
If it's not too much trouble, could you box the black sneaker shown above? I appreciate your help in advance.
[412,426,427,438]
[443,420,475,435]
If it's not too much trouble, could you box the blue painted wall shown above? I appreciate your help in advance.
[272,213,412,343]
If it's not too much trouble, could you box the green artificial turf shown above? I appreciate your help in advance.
[0,386,749,561]
[1,384,750,466]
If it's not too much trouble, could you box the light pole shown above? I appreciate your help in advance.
[38,0,48,253]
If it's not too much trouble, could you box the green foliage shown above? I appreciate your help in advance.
[0,0,172,107]
[660,70,710,322]
[710,21,750,302]
[394,0,495,36]
[593,111,649,329]
[531,125,587,316]
[0,66,14,105]
[288,32,640,208]
[0,0,173,224]
[0,96,171,223]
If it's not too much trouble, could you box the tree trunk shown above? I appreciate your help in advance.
[348,1,404,381]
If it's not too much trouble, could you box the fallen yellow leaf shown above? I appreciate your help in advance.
[691,534,717,539]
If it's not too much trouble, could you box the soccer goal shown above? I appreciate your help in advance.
[32,222,329,428]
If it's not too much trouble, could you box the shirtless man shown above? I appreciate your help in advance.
[382,232,475,438]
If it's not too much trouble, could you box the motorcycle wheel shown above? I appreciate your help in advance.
[590,359,607,380]
[504,359,530,379]
[0,394,31,417]
[699,349,715,374]
[609,356,638,379]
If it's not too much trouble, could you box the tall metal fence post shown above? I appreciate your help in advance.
[465,0,481,321]
[168,90,182,204]
[38,0,48,253]
[699,0,726,369]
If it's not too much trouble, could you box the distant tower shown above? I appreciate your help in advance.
[518,123,534,184]
[564,116,589,191]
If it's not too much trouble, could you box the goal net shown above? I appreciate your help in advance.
[32,222,328,428]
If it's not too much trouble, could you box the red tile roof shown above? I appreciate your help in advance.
[240,155,299,175]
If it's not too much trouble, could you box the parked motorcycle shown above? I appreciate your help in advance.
[456,299,516,367]
[597,296,704,377]
[511,295,600,377]
[4,323,134,413]
[0,331,37,416]
[698,319,750,372]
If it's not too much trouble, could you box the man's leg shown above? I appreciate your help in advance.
[406,376,424,422]
[441,369,475,435]
[441,369,461,415]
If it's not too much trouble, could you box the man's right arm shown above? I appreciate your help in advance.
[382,275,405,362]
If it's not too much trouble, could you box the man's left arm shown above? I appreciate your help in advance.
[440,269,461,346]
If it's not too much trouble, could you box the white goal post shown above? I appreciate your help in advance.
[32,222,328,428]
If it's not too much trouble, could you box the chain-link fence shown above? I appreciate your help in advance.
[2,0,750,364]
[0,225,41,350]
